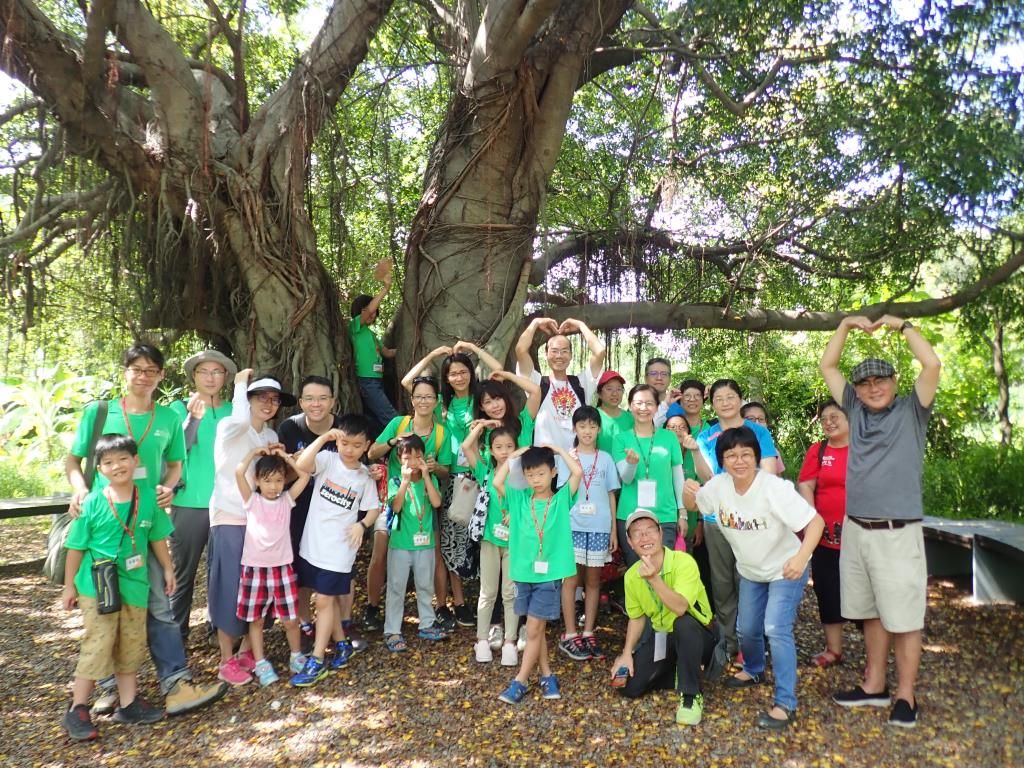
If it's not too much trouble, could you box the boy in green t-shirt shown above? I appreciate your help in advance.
[493,444,582,703]
[383,435,448,650]
[349,261,398,428]
[61,435,176,740]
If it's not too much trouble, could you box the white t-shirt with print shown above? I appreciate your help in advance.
[518,366,598,451]
[299,452,380,573]
[695,470,815,582]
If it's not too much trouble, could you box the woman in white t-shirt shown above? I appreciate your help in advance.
[688,426,823,731]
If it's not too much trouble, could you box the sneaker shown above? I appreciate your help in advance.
[235,650,257,673]
[676,693,704,726]
[453,603,475,627]
[498,679,528,704]
[474,639,493,662]
[363,604,383,632]
[488,625,504,650]
[516,625,527,652]
[218,657,253,686]
[435,606,456,633]
[63,704,99,741]
[558,634,591,661]
[329,639,353,670]
[833,685,892,708]
[500,642,518,667]
[112,696,165,724]
[254,659,279,687]
[583,634,605,660]
[164,679,228,716]
[289,652,308,674]
[290,655,328,687]
[91,691,118,717]
[539,675,561,700]
[888,698,919,728]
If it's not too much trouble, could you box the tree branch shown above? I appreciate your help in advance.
[578,46,651,88]
[0,98,45,126]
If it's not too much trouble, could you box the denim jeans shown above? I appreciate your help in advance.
[99,556,192,695]
[737,567,809,711]
[357,377,398,428]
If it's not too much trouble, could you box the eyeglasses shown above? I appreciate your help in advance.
[682,393,703,402]
[646,370,670,379]
[126,366,161,377]
[745,415,767,425]
[194,367,226,378]
[255,393,281,405]
[412,395,436,402]
[632,400,656,409]
[712,394,740,405]
[601,386,624,394]
[301,396,333,404]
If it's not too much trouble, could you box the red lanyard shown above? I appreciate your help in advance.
[120,398,156,448]
[408,482,427,532]
[105,487,139,553]
[577,451,599,500]
[530,495,554,558]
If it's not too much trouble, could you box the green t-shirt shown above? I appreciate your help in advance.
[473,459,508,548]
[479,407,535,466]
[387,475,439,551]
[65,486,174,608]
[598,407,634,454]
[624,547,713,631]
[71,399,186,492]
[376,416,454,482]
[169,399,233,508]
[435,395,475,473]
[505,483,577,583]
[613,429,683,523]
[349,315,383,378]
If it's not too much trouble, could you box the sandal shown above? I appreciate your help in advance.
[418,625,449,642]
[811,649,842,668]
[385,635,407,653]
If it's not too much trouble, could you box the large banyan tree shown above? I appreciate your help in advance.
[0,1,1021,403]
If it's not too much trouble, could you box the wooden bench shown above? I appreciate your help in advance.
[923,516,1024,604]
[0,495,71,520]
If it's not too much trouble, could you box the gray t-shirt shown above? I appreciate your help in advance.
[843,382,931,520]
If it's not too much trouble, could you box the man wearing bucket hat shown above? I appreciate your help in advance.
[169,350,238,641]
[609,509,725,726]
[820,315,941,729]
[208,369,295,685]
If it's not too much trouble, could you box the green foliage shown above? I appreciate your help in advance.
[0,458,58,498]
[924,444,1024,522]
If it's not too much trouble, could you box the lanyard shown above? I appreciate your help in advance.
[105,487,139,553]
[407,481,428,532]
[634,431,656,479]
[576,450,599,500]
[530,495,554,558]
[120,398,156,448]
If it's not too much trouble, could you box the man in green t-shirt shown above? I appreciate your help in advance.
[64,343,226,717]
[349,262,398,430]
[610,510,726,727]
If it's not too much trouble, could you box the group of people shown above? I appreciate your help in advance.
[57,287,940,741]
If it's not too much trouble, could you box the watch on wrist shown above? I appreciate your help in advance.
[899,321,913,332]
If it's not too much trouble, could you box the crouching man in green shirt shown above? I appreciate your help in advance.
[610,509,727,726]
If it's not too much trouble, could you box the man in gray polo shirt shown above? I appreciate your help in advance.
[820,314,941,729]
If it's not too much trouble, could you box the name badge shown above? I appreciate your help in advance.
[373,363,383,373]
[533,560,549,575]
[413,532,430,547]
[653,631,669,662]
[493,523,509,541]
[457,447,468,467]
[125,553,143,571]
[578,501,596,516]
[133,466,147,480]
[557,418,572,431]
[637,479,657,508]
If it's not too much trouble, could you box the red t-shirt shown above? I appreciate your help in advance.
[797,442,848,550]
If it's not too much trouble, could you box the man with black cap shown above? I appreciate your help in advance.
[609,509,725,726]
[820,314,941,729]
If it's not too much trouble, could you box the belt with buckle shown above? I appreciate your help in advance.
[848,516,922,531]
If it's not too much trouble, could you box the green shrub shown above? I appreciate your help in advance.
[0,458,59,498]
[924,444,1024,522]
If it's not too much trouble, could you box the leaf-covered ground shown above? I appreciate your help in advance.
[1,519,1021,768]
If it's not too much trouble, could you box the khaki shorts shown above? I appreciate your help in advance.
[74,596,148,680]
[839,518,927,633]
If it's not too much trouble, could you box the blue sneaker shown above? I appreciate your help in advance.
[329,639,353,670]
[498,679,528,704]
[289,652,308,674]
[290,656,327,687]
[539,675,561,700]
[254,659,279,687]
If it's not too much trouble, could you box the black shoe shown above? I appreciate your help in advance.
[887,698,919,728]
[724,671,765,689]
[63,704,99,741]
[112,697,165,724]
[833,685,891,708]
[363,604,383,632]
[453,603,475,627]
[435,606,456,633]
[756,706,796,730]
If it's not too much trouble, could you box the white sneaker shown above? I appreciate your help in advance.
[516,625,527,652]
[488,625,504,650]
[501,642,518,667]
[474,639,493,663]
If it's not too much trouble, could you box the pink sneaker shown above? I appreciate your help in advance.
[219,657,253,686]
[236,650,257,672]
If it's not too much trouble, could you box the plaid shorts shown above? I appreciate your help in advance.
[236,564,299,622]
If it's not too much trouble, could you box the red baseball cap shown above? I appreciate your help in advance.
[598,370,626,388]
